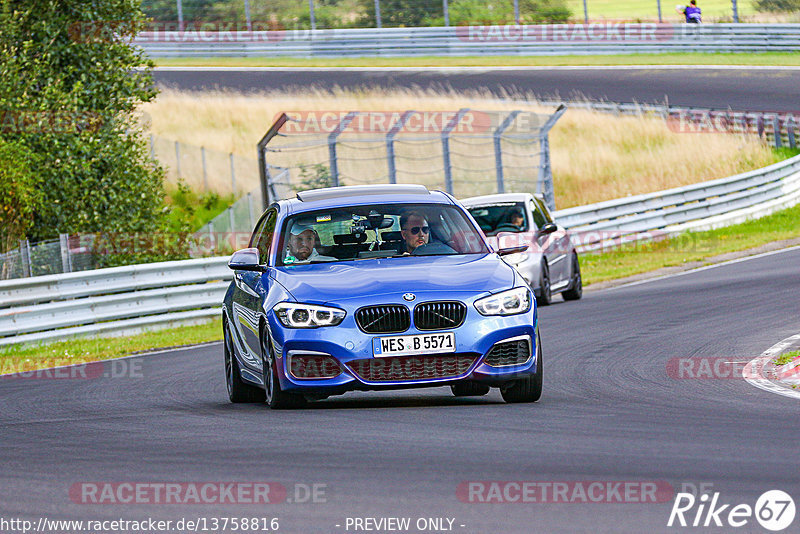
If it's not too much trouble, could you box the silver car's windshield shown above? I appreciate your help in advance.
[467,202,531,236]
[277,203,489,266]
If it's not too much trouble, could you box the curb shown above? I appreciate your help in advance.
[743,333,800,400]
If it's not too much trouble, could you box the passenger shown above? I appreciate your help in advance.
[285,224,336,263]
[400,211,430,254]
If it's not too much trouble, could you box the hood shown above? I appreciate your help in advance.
[271,253,517,305]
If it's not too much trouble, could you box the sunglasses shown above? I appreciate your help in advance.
[406,226,430,236]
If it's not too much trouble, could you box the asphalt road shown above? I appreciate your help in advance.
[2,248,799,533]
[153,67,800,112]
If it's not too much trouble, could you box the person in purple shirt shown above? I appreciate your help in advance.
[684,0,702,23]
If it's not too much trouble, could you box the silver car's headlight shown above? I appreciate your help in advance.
[273,303,346,328]
[474,287,531,316]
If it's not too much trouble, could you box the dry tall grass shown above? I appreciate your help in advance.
[142,88,777,208]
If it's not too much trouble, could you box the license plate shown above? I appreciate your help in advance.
[373,332,456,357]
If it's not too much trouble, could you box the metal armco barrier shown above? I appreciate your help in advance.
[134,24,800,57]
[2,154,800,346]
[0,257,230,347]
[557,153,800,250]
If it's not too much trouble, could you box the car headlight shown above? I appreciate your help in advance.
[474,287,531,316]
[273,303,346,328]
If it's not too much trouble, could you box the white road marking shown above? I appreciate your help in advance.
[743,333,800,401]
[152,65,800,73]
[603,244,800,292]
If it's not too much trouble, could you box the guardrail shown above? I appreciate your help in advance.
[555,153,800,250]
[2,153,800,347]
[135,24,800,57]
[0,257,230,347]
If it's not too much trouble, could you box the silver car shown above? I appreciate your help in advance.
[461,193,582,305]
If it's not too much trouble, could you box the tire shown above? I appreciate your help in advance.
[536,262,552,306]
[561,253,583,301]
[224,319,265,403]
[261,331,306,410]
[500,331,543,403]
[450,381,490,397]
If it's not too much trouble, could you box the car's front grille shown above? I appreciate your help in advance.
[289,354,341,379]
[484,337,532,367]
[355,305,410,333]
[414,301,467,331]
[347,354,477,382]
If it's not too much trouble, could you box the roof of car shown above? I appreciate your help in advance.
[460,193,535,206]
[281,184,455,214]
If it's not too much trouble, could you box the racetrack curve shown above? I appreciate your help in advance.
[1,248,799,533]
[153,66,800,112]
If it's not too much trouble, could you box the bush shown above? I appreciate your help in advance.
[0,0,166,247]
[435,0,571,25]
[754,0,800,11]
[0,138,40,254]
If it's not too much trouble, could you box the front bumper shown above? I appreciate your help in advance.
[267,305,538,394]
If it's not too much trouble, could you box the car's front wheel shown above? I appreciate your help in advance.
[224,319,265,403]
[536,262,552,306]
[450,381,490,397]
[261,331,306,410]
[562,253,583,301]
[500,332,543,403]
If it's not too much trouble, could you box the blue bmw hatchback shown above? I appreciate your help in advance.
[222,184,542,408]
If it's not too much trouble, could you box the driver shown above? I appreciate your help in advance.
[285,224,336,264]
[400,211,430,254]
[508,209,525,229]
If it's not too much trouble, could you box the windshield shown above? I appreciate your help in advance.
[467,202,530,236]
[277,203,489,265]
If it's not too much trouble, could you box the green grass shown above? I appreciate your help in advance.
[566,0,756,20]
[581,201,800,284]
[0,319,222,374]
[774,350,800,366]
[154,52,800,68]
[165,182,234,233]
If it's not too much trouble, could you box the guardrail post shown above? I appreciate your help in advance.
[247,192,255,230]
[442,108,469,195]
[59,234,72,274]
[787,117,797,149]
[538,105,568,211]
[732,0,739,22]
[229,153,236,195]
[308,0,316,30]
[386,110,416,184]
[494,110,521,194]
[773,116,783,149]
[657,0,662,23]
[443,0,450,26]
[201,146,208,191]
[374,0,382,28]
[174,141,181,179]
[20,239,31,278]
[328,112,357,188]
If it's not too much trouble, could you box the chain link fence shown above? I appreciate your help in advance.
[0,236,97,281]
[259,107,566,212]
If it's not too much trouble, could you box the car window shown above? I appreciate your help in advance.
[532,197,554,224]
[277,203,488,266]
[466,202,528,235]
[528,200,547,229]
[251,209,277,265]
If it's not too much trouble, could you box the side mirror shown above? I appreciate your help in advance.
[228,248,264,272]
[498,245,529,256]
[537,222,557,237]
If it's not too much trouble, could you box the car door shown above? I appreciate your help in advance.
[231,208,277,377]
[531,197,570,286]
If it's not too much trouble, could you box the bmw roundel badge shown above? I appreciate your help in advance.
[403,293,416,302]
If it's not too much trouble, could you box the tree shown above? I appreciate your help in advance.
[359,0,444,27]
[0,0,166,245]
[0,138,40,256]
